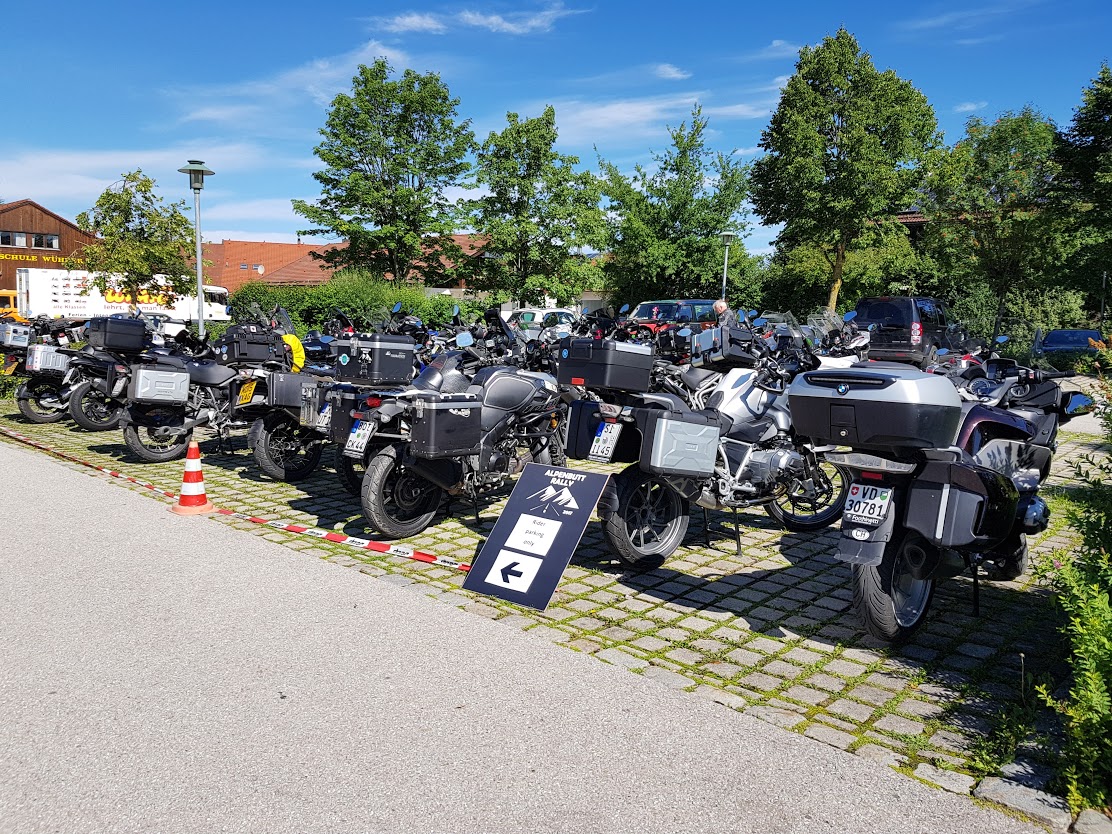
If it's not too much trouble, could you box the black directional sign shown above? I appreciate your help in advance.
[463,463,611,610]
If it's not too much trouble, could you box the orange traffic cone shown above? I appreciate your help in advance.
[170,440,215,515]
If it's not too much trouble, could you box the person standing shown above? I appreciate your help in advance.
[713,299,737,329]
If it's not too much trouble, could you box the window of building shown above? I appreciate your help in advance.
[239,263,248,270]
[32,233,59,249]
[1,231,28,247]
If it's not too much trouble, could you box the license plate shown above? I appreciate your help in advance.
[843,483,893,527]
[345,419,375,454]
[237,380,257,405]
[315,403,332,430]
[589,421,622,462]
[57,335,69,346]
[2,357,17,375]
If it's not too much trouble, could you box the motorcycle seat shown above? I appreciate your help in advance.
[681,366,719,389]
[186,361,238,387]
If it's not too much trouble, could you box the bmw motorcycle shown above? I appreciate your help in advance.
[789,356,1091,643]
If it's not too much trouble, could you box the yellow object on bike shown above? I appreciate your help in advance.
[283,333,305,373]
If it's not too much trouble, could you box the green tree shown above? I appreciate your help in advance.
[922,107,1070,336]
[292,59,475,284]
[749,28,939,310]
[1054,63,1112,296]
[599,106,752,306]
[69,170,196,305]
[465,106,605,305]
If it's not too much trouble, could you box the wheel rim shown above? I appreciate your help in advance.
[382,461,439,523]
[891,539,932,627]
[138,408,186,452]
[269,422,313,467]
[81,391,118,425]
[774,460,848,524]
[625,479,681,554]
[27,381,62,415]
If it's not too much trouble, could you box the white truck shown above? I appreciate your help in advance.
[0,267,230,324]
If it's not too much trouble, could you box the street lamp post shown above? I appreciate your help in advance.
[178,160,214,337]
[719,232,735,301]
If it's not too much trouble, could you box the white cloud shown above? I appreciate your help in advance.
[738,39,803,62]
[377,12,447,34]
[457,2,586,35]
[954,101,988,113]
[654,63,691,80]
[898,1,1040,32]
[546,93,704,146]
[703,102,770,119]
[203,198,303,224]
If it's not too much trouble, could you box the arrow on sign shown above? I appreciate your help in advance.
[501,562,524,583]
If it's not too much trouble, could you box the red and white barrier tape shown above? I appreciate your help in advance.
[0,424,470,572]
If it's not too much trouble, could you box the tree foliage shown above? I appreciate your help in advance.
[599,106,752,306]
[1054,63,1112,293]
[922,107,1071,335]
[465,106,605,305]
[750,28,939,310]
[69,170,196,305]
[292,59,475,284]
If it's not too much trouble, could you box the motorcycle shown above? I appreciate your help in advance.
[788,356,1091,643]
[355,324,567,539]
[3,316,90,424]
[565,316,851,568]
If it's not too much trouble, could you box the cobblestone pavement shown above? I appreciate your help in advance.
[2,402,1107,806]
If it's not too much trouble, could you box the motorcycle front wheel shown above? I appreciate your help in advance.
[851,529,936,644]
[603,464,689,570]
[765,458,850,532]
[252,411,323,482]
[361,443,444,538]
[122,408,192,462]
[68,379,124,431]
[16,377,67,424]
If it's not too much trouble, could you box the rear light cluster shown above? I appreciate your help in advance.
[365,396,382,408]
[910,322,922,345]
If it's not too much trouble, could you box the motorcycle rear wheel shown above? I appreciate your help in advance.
[68,379,124,431]
[122,409,192,462]
[851,529,936,644]
[361,443,443,538]
[335,445,365,496]
[603,464,689,570]
[252,411,323,482]
[16,378,67,424]
[765,459,850,532]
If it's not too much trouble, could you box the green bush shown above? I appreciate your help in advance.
[1035,369,1112,811]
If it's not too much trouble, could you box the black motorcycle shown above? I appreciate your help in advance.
[789,357,1091,643]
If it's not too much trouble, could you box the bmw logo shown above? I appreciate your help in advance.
[836,383,850,395]
[561,348,568,359]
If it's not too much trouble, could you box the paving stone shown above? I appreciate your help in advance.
[826,699,875,722]
[848,685,896,707]
[565,638,603,654]
[641,665,694,690]
[973,778,1072,832]
[998,759,1055,791]
[872,714,926,737]
[598,626,635,641]
[824,658,868,678]
[656,627,691,642]
[746,705,805,729]
[807,673,848,693]
[739,672,782,692]
[1073,810,1112,834]
[677,616,718,633]
[692,685,748,711]
[955,641,998,659]
[913,763,975,794]
[763,660,805,680]
[631,636,669,652]
[566,598,598,613]
[803,723,856,750]
[863,672,907,692]
[665,648,704,666]
[595,648,650,670]
[854,743,907,769]
[645,607,683,622]
[705,662,742,679]
[725,648,762,668]
[596,607,630,621]
[783,685,828,706]
[746,636,784,655]
[783,647,823,667]
[569,616,605,631]
[928,729,973,753]
[897,698,945,720]
[619,598,655,613]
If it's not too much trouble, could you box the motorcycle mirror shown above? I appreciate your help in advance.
[391,301,403,315]
[452,305,459,316]
[995,335,1009,345]
[225,305,234,315]
[753,318,767,327]
[677,328,692,337]
[1064,392,1096,416]
[455,332,475,347]
[749,310,758,318]
[619,304,630,315]
[936,348,949,356]
[843,311,857,322]
[319,335,334,344]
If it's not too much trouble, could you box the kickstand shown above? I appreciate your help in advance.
[971,559,980,617]
[733,508,742,555]
[703,507,711,547]
[472,497,481,526]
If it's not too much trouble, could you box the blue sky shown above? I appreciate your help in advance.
[2,0,1109,256]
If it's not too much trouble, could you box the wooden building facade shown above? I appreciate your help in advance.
[0,200,98,289]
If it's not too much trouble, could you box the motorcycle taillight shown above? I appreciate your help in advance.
[365,396,382,408]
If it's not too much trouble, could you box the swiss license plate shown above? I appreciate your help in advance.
[237,380,257,405]
[345,419,375,454]
[843,482,893,527]
[589,421,622,462]
[315,403,332,430]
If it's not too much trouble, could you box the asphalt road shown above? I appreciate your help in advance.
[0,440,1042,834]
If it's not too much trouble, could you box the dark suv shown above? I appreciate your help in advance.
[853,296,972,368]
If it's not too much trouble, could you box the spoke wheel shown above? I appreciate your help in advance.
[17,377,67,424]
[252,412,323,482]
[765,458,850,532]
[69,379,123,431]
[334,444,366,496]
[122,408,192,462]
[603,465,688,569]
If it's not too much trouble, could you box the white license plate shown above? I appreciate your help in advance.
[842,482,893,527]
[315,403,332,430]
[589,421,622,462]
[345,419,375,454]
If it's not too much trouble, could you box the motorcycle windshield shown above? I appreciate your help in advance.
[274,307,295,334]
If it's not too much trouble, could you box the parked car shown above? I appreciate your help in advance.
[506,308,579,331]
[852,296,974,369]
[1034,328,1104,356]
[628,299,719,334]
